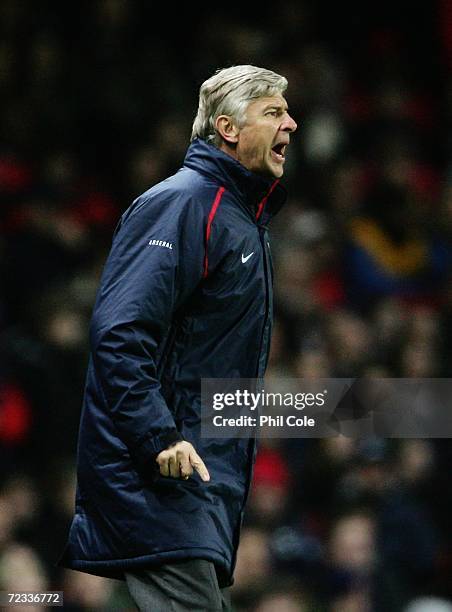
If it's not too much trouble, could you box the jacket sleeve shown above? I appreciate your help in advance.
[89,188,205,469]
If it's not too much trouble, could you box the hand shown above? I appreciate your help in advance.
[156,440,210,481]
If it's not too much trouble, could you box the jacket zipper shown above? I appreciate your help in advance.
[255,225,271,376]
[230,224,272,581]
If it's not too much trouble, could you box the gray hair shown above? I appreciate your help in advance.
[191,65,288,146]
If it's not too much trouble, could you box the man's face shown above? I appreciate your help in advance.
[235,95,297,179]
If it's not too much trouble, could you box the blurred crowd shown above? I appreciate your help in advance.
[1,1,452,610]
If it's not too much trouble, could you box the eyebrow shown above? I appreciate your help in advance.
[263,104,289,113]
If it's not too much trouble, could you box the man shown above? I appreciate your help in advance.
[59,65,297,611]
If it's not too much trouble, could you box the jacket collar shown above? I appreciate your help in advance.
[183,138,287,224]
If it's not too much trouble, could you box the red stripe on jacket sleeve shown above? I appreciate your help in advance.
[255,179,279,221]
[203,186,226,278]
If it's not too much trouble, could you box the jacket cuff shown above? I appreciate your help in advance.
[132,429,184,470]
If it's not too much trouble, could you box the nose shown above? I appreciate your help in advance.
[281,112,297,133]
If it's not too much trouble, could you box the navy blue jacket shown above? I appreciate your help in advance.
[59,138,286,586]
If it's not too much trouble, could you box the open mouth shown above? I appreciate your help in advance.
[271,142,286,162]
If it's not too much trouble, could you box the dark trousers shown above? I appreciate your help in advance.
[125,559,232,611]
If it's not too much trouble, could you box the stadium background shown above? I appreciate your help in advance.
[1,1,452,610]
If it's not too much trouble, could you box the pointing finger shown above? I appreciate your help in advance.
[189,451,210,482]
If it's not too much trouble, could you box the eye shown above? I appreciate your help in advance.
[266,110,278,117]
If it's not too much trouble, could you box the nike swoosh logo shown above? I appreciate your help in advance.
[241,252,254,263]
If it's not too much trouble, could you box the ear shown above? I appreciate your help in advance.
[215,115,240,144]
